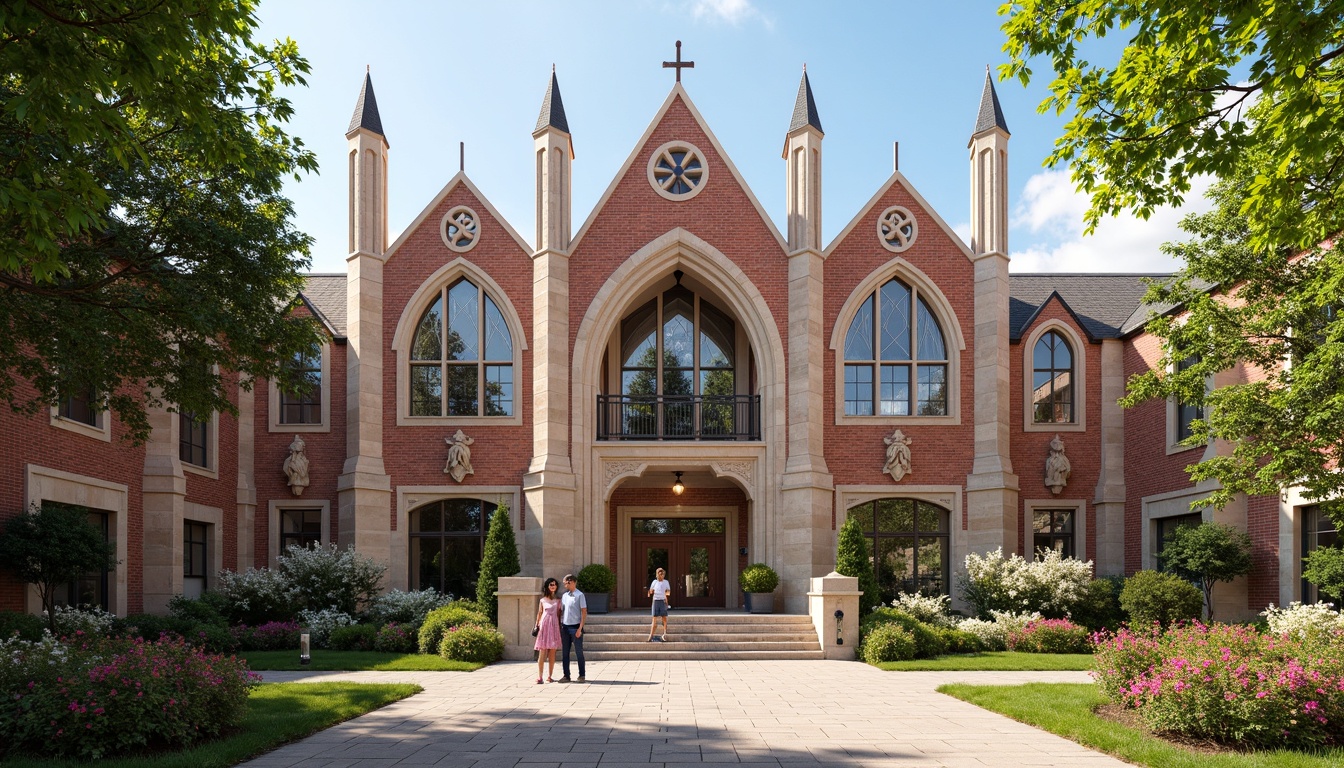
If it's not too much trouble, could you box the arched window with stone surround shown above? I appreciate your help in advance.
[408,498,497,598]
[408,278,513,418]
[847,498,950,601]
[842,278,948,417]
[1032,330,1074,423]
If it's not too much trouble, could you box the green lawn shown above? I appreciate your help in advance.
[939,682,1344,768]
[876,651,1095,671]
[240,650,483,671]
[3,682,421,768]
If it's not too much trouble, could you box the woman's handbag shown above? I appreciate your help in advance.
[531,625,540,638]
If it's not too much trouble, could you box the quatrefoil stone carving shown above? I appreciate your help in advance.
[877,205,918,253]
[442,205,480,252]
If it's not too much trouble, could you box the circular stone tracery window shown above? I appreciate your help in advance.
[647,141,708,201]
[877,205,918,253]
[441,205,480,252]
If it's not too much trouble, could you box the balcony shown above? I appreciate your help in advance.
[597,394,761,441]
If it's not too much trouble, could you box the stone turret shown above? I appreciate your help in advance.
[533,67,573,253]
[783,67,823,253]
[969,67,1009,257]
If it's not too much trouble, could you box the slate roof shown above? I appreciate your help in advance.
[348,71,385,138]
[535,69,570,134]
[788,70,823,134]
[973,69,1009,136]
[1008,273,1169,340]
[299,274,347,339]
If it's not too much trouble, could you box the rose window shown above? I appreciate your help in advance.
[442,205,480,252]
[877,206,918,253]
[648,141,708,201]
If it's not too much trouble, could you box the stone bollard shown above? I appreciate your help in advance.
[807,571,860,660]
[497,576,542,660]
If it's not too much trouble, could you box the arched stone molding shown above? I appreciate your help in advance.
[1021,319,1087,432]
[573,230,785,567]
[601,460,649,501]
[710,460,756,500]
[828,256,967,426]
[390,257,529,427]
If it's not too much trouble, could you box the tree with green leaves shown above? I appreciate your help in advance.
[1158,522,1254,621]
[1002,1,1344,508]
[0,1,323,443]
[0,504,118,633]
[1303,502,1344,601]
[476,500,520,622]
[836,515,881,615]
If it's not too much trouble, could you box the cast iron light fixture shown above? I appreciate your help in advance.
[671,471,685,495]
[834,609,845,646]
[300,629,311,665]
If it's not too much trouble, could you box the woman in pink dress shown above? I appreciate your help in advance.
[534,577,562,683]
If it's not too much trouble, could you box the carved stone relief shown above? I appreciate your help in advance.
[711,460,755,490]
[603,461,645,484]
[282,435,310,496]
[1045,434,1072,495]
[882,429,912,482]
[443,429,475,483]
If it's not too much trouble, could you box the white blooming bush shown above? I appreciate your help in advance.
[278,543,386,616]
[46,605,116,637]
[889,592,955,627]
[365,588,453,626]
[216,566,300,625]
[1261,601,1344,638]
[955,618,1007,651]
[959,548,1093,618]
[296,607,357,649]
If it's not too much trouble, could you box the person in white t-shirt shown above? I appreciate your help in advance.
[647,567,672,641]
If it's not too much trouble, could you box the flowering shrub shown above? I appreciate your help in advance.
[437,624,504,663]
[959,548,1093,619]
[861,623,917,663]
[1261,602,1344,639]
[0,633,258,759]
[374,622,418,654]
[231,620,302,651]
[279,543,386,615]
[889,592,955,627]
[295,608,357,649]
[47,605,116,637]
[1093,622,1344,748]
[364,588,452,626]
[955,618,1007,651]
[216,566,299,625]
[418,602,493,654]
[1006,618,1091,654]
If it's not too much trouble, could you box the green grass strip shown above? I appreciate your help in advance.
[240,649,483,671]
[939,682,1344,768]
[4,681,421,768]
[876,651,1095,671]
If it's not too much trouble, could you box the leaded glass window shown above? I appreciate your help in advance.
[409,279,514,417]
[847,499,950,602]
[843,279,949,416]
[1032,331,1073,423]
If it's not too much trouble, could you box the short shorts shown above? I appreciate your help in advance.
[651,599,668,617]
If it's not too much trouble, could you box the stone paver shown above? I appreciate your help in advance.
[242,662,1125,767]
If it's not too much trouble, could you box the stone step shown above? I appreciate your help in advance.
[585,633,819,643]
[581,649,826,661]
[568,612,823,661]
[583,640,821,651]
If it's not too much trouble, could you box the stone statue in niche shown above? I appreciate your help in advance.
[882,429,913,482]
[444,429,475,483]
[283,435,310,496]
[1045,434,1072,495]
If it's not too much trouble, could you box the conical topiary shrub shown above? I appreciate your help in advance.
[476,501,520,623]
[836,514,881,616]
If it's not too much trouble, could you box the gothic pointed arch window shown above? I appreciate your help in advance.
[1032,330,1074,423]
[408,278,514,418]
[842,278,948,417]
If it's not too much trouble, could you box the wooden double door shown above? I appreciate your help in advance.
[630,532,724,609]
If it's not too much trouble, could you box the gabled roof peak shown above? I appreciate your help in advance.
[534,68,570,135]
[972,66,1009,137]
[348,70,385,139]
[788,68,823,135]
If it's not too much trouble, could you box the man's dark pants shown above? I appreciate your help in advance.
[561,623,585,678]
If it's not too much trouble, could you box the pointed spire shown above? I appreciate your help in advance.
[788,67,823,134]
[534,67,570,134]
[973,66,1009,136]
[348,68,385,138]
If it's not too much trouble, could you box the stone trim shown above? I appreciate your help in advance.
[1022,498,1086,561]
[183,502,224,594]
[180,409,220,480]
[267,340,332,433]
[23,464,129,617]
[1139,485,1212,571]
[615,504,739,610]
[823,171,975,261]
[390,257,528,427]
[384,172,533,261]
[828,256,965,426]
[48,404,112,443]
[268,499,332,568]
[1021,320,1087,433]
[393,485,524,588]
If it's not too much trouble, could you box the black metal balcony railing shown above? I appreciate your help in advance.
[597,394,761,441]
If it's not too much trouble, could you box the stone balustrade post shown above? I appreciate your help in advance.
[498,576,543,660]
[808,571,860,660]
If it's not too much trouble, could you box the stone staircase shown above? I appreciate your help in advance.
[580,611,824,660]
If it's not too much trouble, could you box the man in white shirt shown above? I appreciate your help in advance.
[647,567,671,641]
[558,573,587,682]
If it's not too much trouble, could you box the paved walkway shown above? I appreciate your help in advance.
[242,661,1126,767]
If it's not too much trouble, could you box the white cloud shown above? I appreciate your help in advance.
[689,0,762,25]
[1008,170,1215,273]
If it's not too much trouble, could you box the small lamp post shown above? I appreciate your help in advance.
[834,609,845,646]
[299,629,311,666]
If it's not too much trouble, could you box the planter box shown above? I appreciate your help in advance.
[587,592,610,614]
[747,592,775,614]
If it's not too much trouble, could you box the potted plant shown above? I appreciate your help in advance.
[739,562,779,614]
[577,563,616,614]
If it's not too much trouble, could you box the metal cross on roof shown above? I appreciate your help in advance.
[662,40,695,83]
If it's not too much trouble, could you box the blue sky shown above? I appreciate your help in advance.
[255,0,1208,276]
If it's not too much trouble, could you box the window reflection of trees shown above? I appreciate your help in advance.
[409,278,513,417]
[843,278,949,417]
[410,498,495,600]
[848,498,949,602]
